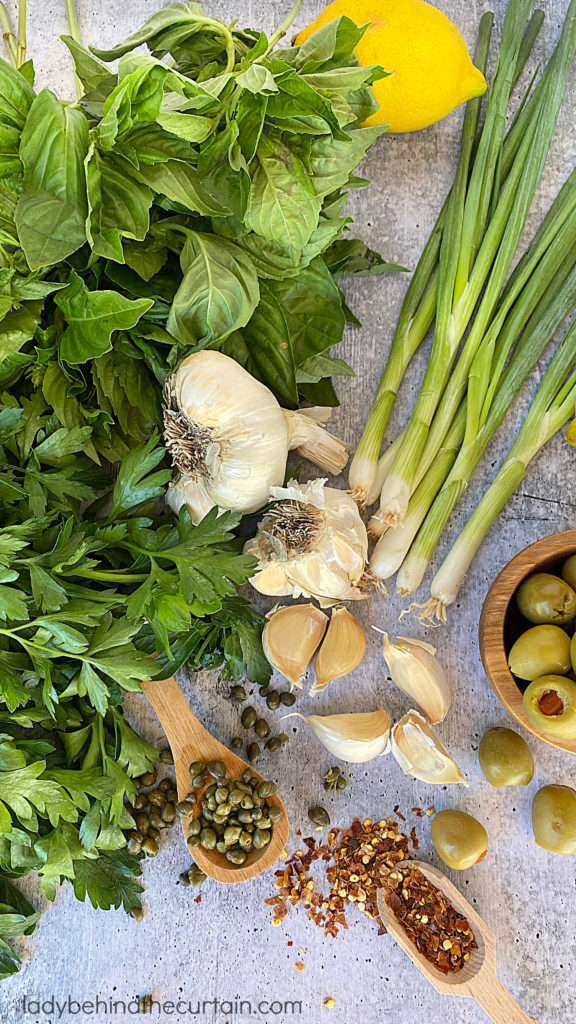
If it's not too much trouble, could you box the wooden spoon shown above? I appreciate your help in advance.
[376,860,540,1024]
[141,675,289,884]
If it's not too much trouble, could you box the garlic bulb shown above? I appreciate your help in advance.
[379,633,450,724]
[291,708,391,762]
[164,352,349,523]
[262,604,328,690]
[311,607,366,695]
[244,478,369,606]
[390,710,467,786]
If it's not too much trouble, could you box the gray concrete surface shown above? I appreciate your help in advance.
[1,1,575,1022]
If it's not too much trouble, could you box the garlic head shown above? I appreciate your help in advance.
[380,633,451,724]
[311,607,366,695]
[262,604,328,690]
[292,708,391,762]
[245,478,369,606]
[390,710,467,786]
[163,351,288,522]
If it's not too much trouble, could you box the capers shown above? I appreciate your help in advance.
[141,837,159,857]
[253,828,271,849]
[229,788,244,805]
[188,864,207,886]
[247,743,261,763]
[238,830,253,850]
[257,780,278,798]
[224,826,242,846]
[308,806,330,829]
[189,761,206,776]
[280,691,296,707]
[323,766,347,793]
[187,834,200,848]
[148,827,161,841]
[161,802,176,823]
[200,828,217,850]
[191,775,205,791]
[266,690,281,711]
[138,770,156,788]
[134,812,150,835]
[158,778,172,794]
[278,733,289,745]
[176,800,196,818]
[268,805,282,824]
[241,706,258,729]
[149,810,165,829]
[127,835,143,856]
[188,819,202,836]
[179,871,191,887]
[133,793,149,811]
[255,718,271,739]
[230,737,243,749]
[265,737,283,752]
[159,747,174,764]
[207,760,226,780]
[226,847,247,865]
[148,789,164,807]
[230,685,247,702]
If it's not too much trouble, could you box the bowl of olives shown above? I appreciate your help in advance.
[479,529,576,754]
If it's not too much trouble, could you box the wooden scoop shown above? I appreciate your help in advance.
[376,860,540,1024]
[141,675,289,884]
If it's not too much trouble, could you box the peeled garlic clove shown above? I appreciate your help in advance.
[390,710,467,786]
[311,607,366,695]
[263,604,328,690]
[379,633,451,724]
[291,708,391,762]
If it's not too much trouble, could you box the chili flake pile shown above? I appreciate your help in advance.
[266,817,418,937]
[384,864,478,974]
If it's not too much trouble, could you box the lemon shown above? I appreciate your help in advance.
[295,0,487,133]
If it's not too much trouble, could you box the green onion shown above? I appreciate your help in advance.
[417,318,576,622]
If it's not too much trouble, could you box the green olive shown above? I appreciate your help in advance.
[523,675,576,739]
[532,784,576,854]
[516,572,576,625]
[430,809,488,870]
[561,554,576,592]
[478,727,534,787]
[571,632,576,675]
[508,624,571,680]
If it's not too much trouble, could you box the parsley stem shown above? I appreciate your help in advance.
[69,570,149,583]
[0,629,84,660]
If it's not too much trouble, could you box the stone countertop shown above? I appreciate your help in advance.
[1,1,575,1022]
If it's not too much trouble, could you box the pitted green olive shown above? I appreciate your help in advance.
[508,625,571,680]
[430,809,488,870]
[522,675,576,739]
[532,785,576,854]
[478,727,534,787]
[516,572,576,625]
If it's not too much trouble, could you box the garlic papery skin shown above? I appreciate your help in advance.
[284,408,349,476]
[310,607,366,695]
[164,351,288,521]
[390,710,467,786]
[244,478,369,606]
[262,604,328,690]
[291,708,391,762]
[379,633,450,724]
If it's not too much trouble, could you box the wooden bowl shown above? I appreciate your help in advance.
[479,529,576,755]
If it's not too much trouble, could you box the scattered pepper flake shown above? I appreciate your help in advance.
[323,997,336,1009]
[295,962,305,971]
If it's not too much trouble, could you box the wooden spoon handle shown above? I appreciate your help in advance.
[474,979,540,1024]
[141,675,213,759]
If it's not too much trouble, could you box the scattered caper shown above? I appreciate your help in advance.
[323,765,348,793]
[187,834,200,848]
[148,811,165,830]
[130,907,144,923]
[280,691,296,707]
[127,835,143,856]
[138,770,156,788]
[259,685,270,697]
[257,780,278,798]
[247,743,261,763]
[230,685,247,702]
[191,775,206,791]
[158,747,174,764]
[161,802,176,823]
[241,706,258,729]
[189,761,206,776]
[158,778,172,794]
[255,718,271,739]
[230,737,243,749]
[165,787,178,803]
[139,995,153,1014]
[265,737,283,753]
[278,733,289,745]
[266,690,281,711]
[178,871,191,887]
[133,793,149,811]
[188,864,207,886]
[141,837,159,857]
[207,760,226,780]
[308,806,331,830]
[148,827,161,841]
[148,789,164,807]
[242,768,252,783]
[134,812,150,835]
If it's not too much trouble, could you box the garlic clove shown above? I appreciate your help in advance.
[262,604,328,690]
[311,607,366,695]
[390,710,467,785]
[379,632,451,724]
[166,472,218,525]
[291,708,391,762]
[283,408,349,476]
